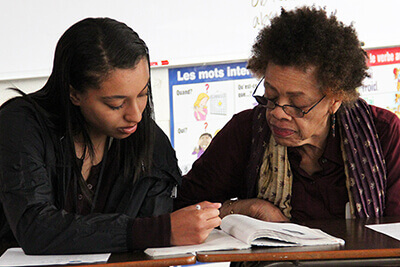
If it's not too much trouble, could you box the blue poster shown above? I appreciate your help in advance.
[169,61,258,174]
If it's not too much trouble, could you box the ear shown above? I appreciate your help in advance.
[330,98,342,114]
[69,86,82,106]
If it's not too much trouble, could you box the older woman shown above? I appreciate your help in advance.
[175,6,400,221]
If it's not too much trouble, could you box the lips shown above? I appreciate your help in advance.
[271,125,295,138]
[118,124,137,134]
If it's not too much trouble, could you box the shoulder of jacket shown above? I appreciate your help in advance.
[368,104,399,128]
[0,97,39,122]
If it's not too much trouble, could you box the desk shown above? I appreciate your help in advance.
[197,217,400,265]
[75,252,195,267]
[87,251,196,267]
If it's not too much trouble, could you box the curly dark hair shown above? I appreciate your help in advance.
[247,6,369,103]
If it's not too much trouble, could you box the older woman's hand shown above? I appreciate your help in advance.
[220,198,289,222]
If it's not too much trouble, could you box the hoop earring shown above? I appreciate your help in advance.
[331,113,336,137]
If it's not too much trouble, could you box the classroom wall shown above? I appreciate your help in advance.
[2,0,400,80]
[1,0,399,141]
[0,78,47,104]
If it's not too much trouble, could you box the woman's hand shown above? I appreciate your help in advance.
[170,201,222,245]
[220,198,289,222]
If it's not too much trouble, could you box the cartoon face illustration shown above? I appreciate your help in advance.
[194,93,210,121]
[199,97,208,108]
[194,93,209,109]
[192,133,212,158]
[198,133,212,149]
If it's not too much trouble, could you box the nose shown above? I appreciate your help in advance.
[268,101,291,120]
[124,100,142,123]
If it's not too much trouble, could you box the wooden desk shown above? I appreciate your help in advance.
[196,217,400,265]
[88,251,196,267]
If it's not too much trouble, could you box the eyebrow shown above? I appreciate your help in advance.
[101,80,150,100]
[264,80,305,97]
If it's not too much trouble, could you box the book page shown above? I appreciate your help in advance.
[220,214,269,244]
[221,214,319,244]
[221,214,344,246]
[144,229,250,256]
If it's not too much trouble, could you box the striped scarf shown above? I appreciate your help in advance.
[255,99,386,218]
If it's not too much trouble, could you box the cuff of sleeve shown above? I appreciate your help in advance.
[127,213,171,250]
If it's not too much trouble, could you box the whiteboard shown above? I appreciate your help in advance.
[1,0,399,80]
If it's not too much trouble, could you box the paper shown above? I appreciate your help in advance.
[0,248,110,266]
[144,229,250,256]
[366,222,400,241]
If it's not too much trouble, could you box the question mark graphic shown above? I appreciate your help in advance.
[204,122,208,131]
[205,84,209,94]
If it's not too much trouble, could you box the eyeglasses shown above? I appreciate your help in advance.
[252,77,326,118]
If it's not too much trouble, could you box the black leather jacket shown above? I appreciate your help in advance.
[0,97,181,254]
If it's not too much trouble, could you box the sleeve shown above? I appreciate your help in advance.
[127,123,181,249]
[174,109,254,210]
[372,106,400,216]
[0,101,168,254]
[126,175,174,250]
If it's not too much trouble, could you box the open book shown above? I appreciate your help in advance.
[145,214,345,256]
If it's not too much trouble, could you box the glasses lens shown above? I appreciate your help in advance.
[283,106,304,118]
[265,99,275,109]
[254,95,268,105]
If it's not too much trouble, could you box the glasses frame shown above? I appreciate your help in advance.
[252,77,326,118]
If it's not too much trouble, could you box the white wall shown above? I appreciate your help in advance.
[150,68,171,136]
[0,77,47,104]
[2,0,400,80]
[1,0,399,139]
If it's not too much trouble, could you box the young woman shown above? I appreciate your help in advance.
[0,17,221,254]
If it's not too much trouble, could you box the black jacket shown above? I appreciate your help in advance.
[0,97,181,254]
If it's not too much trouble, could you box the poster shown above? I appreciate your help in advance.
[361,46,400,116]
[169,62,258,174]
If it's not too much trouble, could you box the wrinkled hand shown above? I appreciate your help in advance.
[220,198,289,222]
[170,201,222,245]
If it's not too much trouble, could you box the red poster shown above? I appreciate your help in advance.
[366,46,400,67]
[362,46,400,118]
